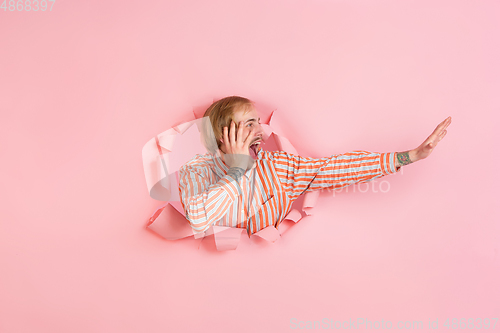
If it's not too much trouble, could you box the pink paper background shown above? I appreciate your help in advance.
[1,0,499,332]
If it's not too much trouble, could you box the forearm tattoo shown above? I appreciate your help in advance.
[227,167,246,182]
[397,151,413,166]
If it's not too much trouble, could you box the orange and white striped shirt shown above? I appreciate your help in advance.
[178,147,401,236]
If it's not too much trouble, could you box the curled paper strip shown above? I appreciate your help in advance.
[302,191,320,216]
[142,101,320,250]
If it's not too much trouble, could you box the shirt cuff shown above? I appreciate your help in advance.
[380,152,402,175]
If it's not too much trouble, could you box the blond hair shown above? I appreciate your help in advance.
[201,96,255,154]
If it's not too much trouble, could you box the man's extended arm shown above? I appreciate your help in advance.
[270,116,451,200]
[270,150,400,201]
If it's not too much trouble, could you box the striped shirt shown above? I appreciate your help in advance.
[178,147,401,236]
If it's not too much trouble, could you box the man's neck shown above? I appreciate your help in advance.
[218,150,227,167]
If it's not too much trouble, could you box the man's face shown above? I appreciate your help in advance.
[221,105,265,155]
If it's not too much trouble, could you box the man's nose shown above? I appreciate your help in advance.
[254,124,264,139]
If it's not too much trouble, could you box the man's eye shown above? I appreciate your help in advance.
[247,123,253,127]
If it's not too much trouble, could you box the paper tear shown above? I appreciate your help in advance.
[253,226,280,243]
[284,209,302,223]
[213,226,245,251]
[147,203,195,240]
[275,209,303,236]
[303,191,320,216]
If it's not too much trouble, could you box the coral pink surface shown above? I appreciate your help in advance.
[1,0,499,332]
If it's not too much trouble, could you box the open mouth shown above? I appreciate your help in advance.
[250,140,261,147]
[249,140,262,157]
[250,140,262,150]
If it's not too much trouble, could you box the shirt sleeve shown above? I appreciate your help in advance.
[178,164,243,234]
[270,150,401,200]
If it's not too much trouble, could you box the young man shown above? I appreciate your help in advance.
[178,96,452,236]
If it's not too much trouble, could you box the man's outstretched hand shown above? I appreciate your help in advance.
[396,116,452,167]
[414,116,452,161]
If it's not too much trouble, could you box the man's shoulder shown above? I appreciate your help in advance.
[179,152,214,172]
[259,148,299,161]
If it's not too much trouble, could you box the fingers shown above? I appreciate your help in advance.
[224,121,241,147]
[442,117,451,130]
[236,121,255,145]
[235,121,255,146]
[426,129,447,150]
[244,127,256,146]
[433,125,448,143]
[428,117,451,143]
[222,121,252,151]
[236,121,246,143]
[229,121,236,146]
[221,121,258,156]
[417,118,451,156]
[436,116,452,132]
[222,126,229,153]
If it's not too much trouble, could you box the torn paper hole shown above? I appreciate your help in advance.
[142,101,319,251]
